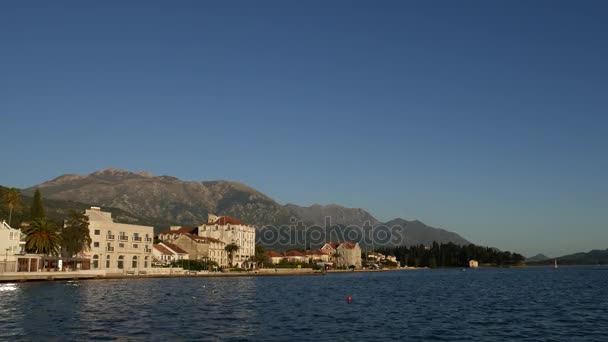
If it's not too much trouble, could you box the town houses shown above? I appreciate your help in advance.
[1,203,380,276]
[155,214,255,268]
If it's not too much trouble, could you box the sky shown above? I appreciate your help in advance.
[1,1,606,257]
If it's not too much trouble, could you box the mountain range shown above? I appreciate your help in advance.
[11,168,471,249]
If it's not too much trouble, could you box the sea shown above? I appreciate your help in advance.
[1,266,607,341]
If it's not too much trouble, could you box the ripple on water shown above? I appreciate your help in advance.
[1,267,608,340]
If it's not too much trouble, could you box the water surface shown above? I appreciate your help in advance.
[1,267,607,341]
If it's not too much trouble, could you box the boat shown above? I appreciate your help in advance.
[553,259,558,269]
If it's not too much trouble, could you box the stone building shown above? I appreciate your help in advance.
[85,207,154,273]
[171,234,227,266]
[197,214,255,268]
[321,242,362,269]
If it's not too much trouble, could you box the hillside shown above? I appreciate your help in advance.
[13,168,471,247]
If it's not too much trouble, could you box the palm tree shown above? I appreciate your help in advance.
[225,243,240,267]
[23,218,61,262]
[3,188,21,226]
[61,211,92,267]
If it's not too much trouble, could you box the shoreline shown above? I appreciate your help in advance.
[0,267,416,283]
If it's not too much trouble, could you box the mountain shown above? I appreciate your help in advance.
[557,249,608,264]
[285,203,380,227]
[24,168,291,227]
[1,185,152,227]
[527,249,608,265]
[526,253,550,262]
[382,218,471,247]
[17,168,471,247]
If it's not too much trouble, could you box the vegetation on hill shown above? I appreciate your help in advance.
[528,249,608,265]
[377,242,526,268]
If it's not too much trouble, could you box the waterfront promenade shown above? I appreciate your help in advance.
[0,267,413,283]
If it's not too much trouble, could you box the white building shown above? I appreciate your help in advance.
[84,207,154,274]
[0,220,25,272]
[197,214,255,268]
[152,242,189,265]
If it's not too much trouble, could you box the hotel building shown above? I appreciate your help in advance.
[84,207,154,273]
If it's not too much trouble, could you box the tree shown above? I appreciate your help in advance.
[23,217,60,257]
[61,210,91,258]
[3,188,21,226]
[254,244,268,268]
[30,189,45,220]
[225,243,239,267]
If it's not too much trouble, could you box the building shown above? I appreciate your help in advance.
[336,242,362,268]
[84,207,154,273]
[265,251,284,265]
[321,242,362,269]
[469,260,479,268]
[284,250,306,263]
[197,214,255,268]
[152,242,189,265]
[0,220,25,272]
[171,234,227,266]
[157,226,198,242]
[303,250,330,263]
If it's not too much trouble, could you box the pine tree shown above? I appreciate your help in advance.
[30,189,46,220]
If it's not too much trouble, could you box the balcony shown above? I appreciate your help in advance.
[144,248,152,253]
[144,238,153,243]
[106,247,114,252]
[106,234,115,240]
[133,236,142,242]
[118,236,128,241]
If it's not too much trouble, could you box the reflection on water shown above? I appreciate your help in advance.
[1,267,608,341]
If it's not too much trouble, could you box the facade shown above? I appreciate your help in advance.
[336,242,362,268]
[85,207,154,273]
[171,234,227,266]
[0,220,25,272]
[320,243,338,257]
[152,242,189,265]
[265,251,284,264]
[321,242,362,268]
[303,250,329,263]
[197,214,255,268]
[284,250,306,263]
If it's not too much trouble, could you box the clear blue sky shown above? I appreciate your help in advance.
[1,1,606,257]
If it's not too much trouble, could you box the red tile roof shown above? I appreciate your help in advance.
[163,242,188,254]
[205,216,248,226]
[265,251,283,258]
[285,250,306,257]
[338,242,357,249]
[153,244,173,256]
[303,250,325,256]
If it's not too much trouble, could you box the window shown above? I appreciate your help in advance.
[94,229,100,235]
[133,244,138,249]
[92,255,99,269]
[93,242,100,248]
[119,243,124,248]
[144,256,149,268]
[105,255,111,268]
[117,255,124,269]
[132,256,138,268]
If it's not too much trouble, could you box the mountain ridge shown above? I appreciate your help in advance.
[19,168,472,247]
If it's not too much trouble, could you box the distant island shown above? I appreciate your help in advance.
[527,249,608,266]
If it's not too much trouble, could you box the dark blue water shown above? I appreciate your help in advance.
[1,267,607,341]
